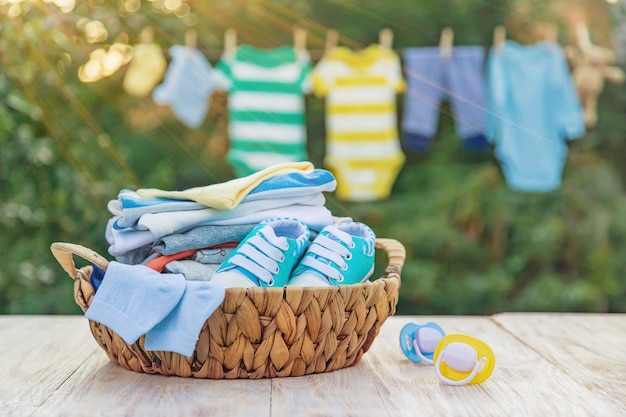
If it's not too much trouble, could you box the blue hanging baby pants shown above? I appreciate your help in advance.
[402,46,489,151]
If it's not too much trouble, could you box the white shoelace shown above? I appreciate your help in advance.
[299,225,354,282]
[229,226,289,286]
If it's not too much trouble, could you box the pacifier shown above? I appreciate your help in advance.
[399,322,446,364]
[433,334,495,386]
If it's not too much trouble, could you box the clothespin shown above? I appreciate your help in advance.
[439,27,454,59]
[379,28,393,49]
[543,23,558,43]
[575,22,593,54]
[224,28,237,54]
[185,29,197,50]
[493,25,506,53]
[325,29,339,54]
[293,27,307,51]
[140,26,154,44]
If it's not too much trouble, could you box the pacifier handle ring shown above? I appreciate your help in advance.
[434,345,486,386]
[413,338,434,364]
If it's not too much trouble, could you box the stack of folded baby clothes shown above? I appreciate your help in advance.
[85,161,377,357]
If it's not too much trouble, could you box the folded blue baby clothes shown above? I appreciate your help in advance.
[84,261,186,344]
[135,193,325,237]
[402,46,489,151]
[193,247,234,264]
[106,217,157,257]
[486,41,585,192]
[157,224,252,255]
[144,280,225,357]
[244,168,336,201]
[108,189,207,229]
[106,203,334,256]
[106,166,339,257]
[134,164,332,210]
[153,45,216,128]
[108,168,336,229]
[163,260,220,281]
[114,224,252,265]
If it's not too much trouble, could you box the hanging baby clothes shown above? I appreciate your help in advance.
[213,45,312,177]
[486,40,585,192]
[402,46,489,151]
[153,46,216,128]
[312,44,406,202]
[123,42,167,98]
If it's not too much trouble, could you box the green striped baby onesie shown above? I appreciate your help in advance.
[214,45,312,177]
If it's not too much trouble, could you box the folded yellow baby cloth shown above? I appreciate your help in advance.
[136,161,314,209]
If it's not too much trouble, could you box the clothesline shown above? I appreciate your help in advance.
[120,21,603,64]
[120,31,586,199]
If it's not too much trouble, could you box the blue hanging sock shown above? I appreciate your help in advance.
[153,45,216,129]
[399,322,446,364]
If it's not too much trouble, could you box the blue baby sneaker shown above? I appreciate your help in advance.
[288,222,376,287]
[211,218,310,288]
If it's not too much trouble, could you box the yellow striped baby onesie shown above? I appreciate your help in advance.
[312,44,405,201]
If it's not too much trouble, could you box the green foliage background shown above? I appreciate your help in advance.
[1,0,625,315]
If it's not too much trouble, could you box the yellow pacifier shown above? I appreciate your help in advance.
[433,334,495,386]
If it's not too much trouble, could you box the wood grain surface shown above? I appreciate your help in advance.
[1,314,624,417]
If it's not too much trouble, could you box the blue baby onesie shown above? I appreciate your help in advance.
[153,46,215,128]
[486,41,585,192]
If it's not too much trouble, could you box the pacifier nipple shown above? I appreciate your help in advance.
[442,342,478,372]
[416,327,441,353]
[433,334,496,386]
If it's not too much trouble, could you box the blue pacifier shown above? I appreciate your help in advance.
[399,322,446,364]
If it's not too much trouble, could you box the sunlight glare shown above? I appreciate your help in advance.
[90,48,107,62]
[120,0,141,14]
[174,1,189,17]
[79,60,102,82]
[163,0,180,12]
[85,20,108,43]
[52,0,75,12]
[102,50,123,76]
[43,0,75,12]
[7,3,21,17]
[78,43,132,83]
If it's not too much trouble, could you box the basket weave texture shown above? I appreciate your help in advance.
[50,238,404,379]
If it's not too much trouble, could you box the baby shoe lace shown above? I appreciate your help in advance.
[299,225,354,282]
[229,226,289,286]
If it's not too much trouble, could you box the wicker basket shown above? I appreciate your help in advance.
[50,238,404,379]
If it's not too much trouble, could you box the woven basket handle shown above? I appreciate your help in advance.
[50,242,110,280]
[375,238,405,279]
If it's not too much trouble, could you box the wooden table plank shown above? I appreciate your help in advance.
[0,315,23,336]
[492,312,626,413]
[0,316,98,417]
[359,316,624,417]
[270,361,392,417]
[2,314,624,417]
[31,353,272,417]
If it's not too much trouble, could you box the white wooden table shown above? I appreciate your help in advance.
[1,314,624,417]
